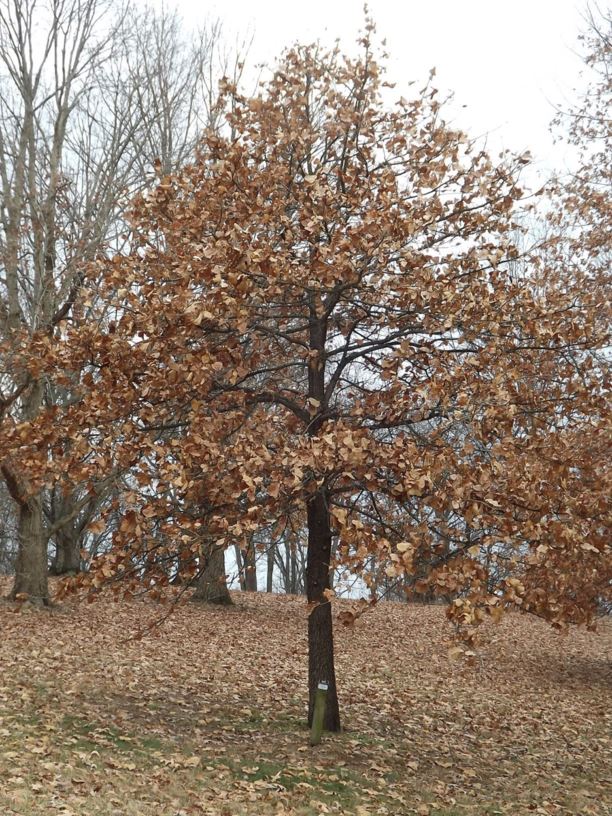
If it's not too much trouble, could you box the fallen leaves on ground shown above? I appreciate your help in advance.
[0,582,610,815]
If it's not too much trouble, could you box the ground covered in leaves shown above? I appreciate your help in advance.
[0,583,610,816]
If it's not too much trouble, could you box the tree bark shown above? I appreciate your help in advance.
[306,490,340,732]
[10,495,49,604]
[192,544,233,605]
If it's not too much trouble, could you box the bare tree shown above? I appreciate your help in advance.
[0,0,124,602]
[0,0,245,602]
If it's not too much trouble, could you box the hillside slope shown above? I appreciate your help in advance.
[0,587,610,815]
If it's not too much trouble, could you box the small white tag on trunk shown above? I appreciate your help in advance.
[318,681,329,691]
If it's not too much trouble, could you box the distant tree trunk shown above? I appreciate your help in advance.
[47,482,108,577]
[1,459,49,605]
[285,543,301,594]
[306,490,340,732]
[192,544,233,605]
[244,540,258,592]
[284,542,291,593]
[10,495,49,604]
[290,544,297,593]
[266,542,275,592]
[50,526,81,575]
[234,543,246,591]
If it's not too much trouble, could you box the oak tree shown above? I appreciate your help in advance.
[41,31,609,730]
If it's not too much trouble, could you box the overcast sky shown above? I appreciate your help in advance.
[170,0,589,182]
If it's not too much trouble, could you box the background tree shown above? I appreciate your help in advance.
[547,5,610,349]
[526,5,612,618]
[0,0,123,603]
[551,5,610,258]
[0,0,241,601]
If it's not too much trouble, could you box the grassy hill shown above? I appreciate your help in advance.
[0,585,610,815]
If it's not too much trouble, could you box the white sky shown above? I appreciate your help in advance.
[169,0,588,183]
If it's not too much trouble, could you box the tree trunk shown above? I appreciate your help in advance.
[234,543,246,591]
[10,494,49,604]
[306,490,340,732]
[290,544,297,594]
[244,540,257,592]
[266,541,275,592]
[284,541,291,593]
[50,526,81,575]
[192,544,233,605]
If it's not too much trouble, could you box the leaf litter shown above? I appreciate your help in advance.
[0,582,609,815]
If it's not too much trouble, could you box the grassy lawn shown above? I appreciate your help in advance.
[0,583,610,815]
